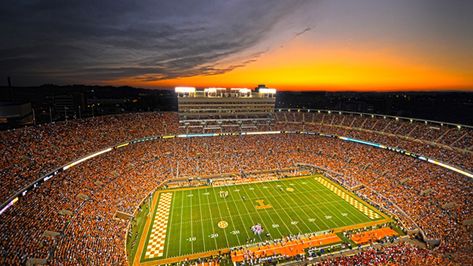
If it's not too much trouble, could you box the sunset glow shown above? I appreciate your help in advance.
[115,39,472,91]
[3,0,473,91]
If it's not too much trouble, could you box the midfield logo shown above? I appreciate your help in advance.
[255,199,272,210]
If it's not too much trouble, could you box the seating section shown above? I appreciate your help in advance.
[0,111,472,265]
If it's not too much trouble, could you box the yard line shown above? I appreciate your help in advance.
[172,196,364,225]
[317,188,365,224]
[221,189,249,245]
[309,178,363,226]
[210,187,231,247]
[264,181,314,233]
[289,180,344,229]
[196,188,206,251]
[171,186,374,227]
[294,179,343,228]
[212,188,239,246]
[176,190,346,210]
[233,185,260,227]
[244,183,286,237]
[281,183,323,232]
[175,187,330,208]
[329,187,379,222]
[204,188,219,248]
[314,177,376,223]
[257,182,308,234]
[310,177,369,225]
[190,189,194,254]
[325,188,370,223]
[178,192,185,255]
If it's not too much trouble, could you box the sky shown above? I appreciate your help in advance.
[0,0,472,91]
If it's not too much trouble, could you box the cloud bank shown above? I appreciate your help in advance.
[0,0,312,86]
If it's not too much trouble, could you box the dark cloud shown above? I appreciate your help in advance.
[0,0,310,86]
[295,27,312,37]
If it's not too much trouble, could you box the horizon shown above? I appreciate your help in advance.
[1,1,473,91]
[3,83,473,93]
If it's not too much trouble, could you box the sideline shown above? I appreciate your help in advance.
[133,190,160,265]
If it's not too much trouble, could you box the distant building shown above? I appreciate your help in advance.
[0,102,33,128]
[53,93,85,119]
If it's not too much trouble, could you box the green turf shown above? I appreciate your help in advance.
[141,175,385,261]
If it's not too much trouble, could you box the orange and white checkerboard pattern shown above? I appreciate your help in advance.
[145,192,173,259]
[315,177,380,220]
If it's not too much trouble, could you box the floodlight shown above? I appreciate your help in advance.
[258,88,276,94]
[175,87,196,93]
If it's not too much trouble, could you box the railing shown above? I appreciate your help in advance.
[276,108,473,129]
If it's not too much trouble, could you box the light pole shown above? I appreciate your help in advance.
[32,108,36,125]
[64,106,68,122]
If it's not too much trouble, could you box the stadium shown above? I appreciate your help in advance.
[1,87,472,266]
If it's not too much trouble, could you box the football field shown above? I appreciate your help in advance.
[138,175,388,264]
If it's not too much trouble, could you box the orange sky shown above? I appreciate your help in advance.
[5,0,473,90]
[110,39,473,91]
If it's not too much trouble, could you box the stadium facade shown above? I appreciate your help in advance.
[175,85,276,133]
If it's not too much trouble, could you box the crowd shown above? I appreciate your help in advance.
[0,112,177,202]
[315,242,454,265]
[276,111,473,171]
[0,111,472,265]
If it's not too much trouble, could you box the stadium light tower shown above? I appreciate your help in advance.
[258,88,276,94]
[174,87,196,98]
[174,86,196,93]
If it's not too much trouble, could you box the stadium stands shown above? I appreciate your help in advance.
[0,111,472,265]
